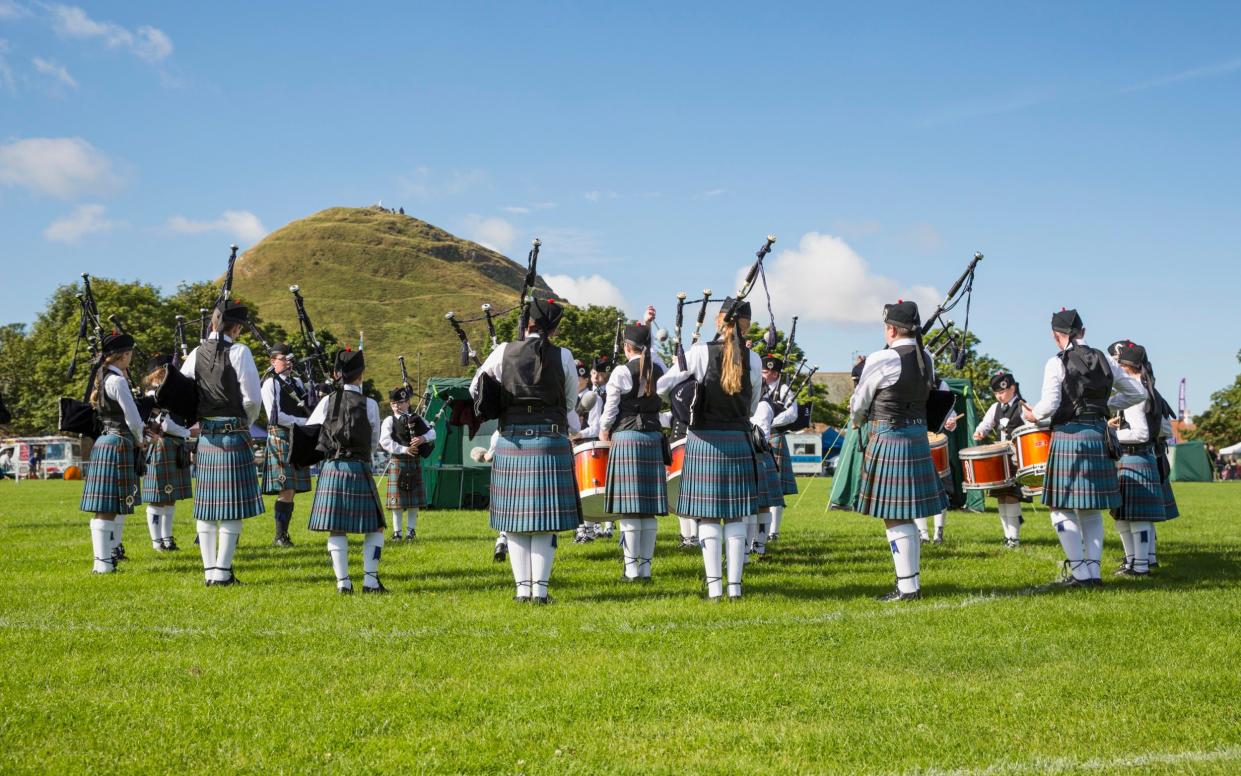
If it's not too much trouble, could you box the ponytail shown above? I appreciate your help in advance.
[90,354,126,408]
[639,346,655,398]
[720,321,743,395]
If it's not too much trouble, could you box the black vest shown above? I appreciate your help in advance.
[992,400,1026,442]
[612,359,665,433]
[1050,345,1113,427]
[692,340,752,431]
[500,338,566,426]
[390,414,412,447]
[97,372,131,439]
[316,390,371,460]
[868,344,932,424]
[268,374,309,424]
[196,341,246,419]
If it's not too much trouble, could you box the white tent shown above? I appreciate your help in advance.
[1219,441,1241,456]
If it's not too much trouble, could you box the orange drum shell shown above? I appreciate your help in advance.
[927,433,949,476]
[1014,428,1052,469]
[959,444,1015,489]
[573,443,610,495]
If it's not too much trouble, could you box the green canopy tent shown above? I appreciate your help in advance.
[416,378,494,509]
[1168,440,1213,482]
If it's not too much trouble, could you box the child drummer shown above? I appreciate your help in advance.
[972,370,1029,548]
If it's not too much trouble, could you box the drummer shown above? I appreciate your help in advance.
[972,370,1029,548]
[575,356,613,542]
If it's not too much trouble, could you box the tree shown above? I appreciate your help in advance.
[490,303,628,366]
[1186,350,1241,449]
[926,327,1008,411]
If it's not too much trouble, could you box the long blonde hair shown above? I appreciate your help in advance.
[143,366,168,391]
[90,353,128,408]
[717,313,751,396]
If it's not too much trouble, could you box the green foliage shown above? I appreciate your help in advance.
[490,303,628,366]
[928,327,1009,412]
[1186,350,1241,449]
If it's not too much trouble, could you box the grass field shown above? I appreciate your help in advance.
[1,478,1238,774]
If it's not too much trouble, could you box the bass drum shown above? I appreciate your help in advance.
[573,441,611,518]
[664,437,687,510]
[927,432,950,478]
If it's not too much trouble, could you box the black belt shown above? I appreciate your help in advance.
[868,417,927,429]
[1120,442,1153,455]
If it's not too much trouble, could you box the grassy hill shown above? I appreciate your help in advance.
[229,207,555,392]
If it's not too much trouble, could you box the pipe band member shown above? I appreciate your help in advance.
[972,370,1029,548]
[260,342,312,547]
[759,354,799,547]
[379,385,434,541]
[141,353,193,553]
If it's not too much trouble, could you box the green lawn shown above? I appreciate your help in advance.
[1,478,1238,774]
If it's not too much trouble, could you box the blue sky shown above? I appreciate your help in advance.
[2,1,1239,412]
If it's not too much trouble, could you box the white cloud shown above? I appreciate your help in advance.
[397,165,488,199]
[462,214,517,253]
[583,191,618,203]
[32,56,76,88]
[49,4,173,63]
[0,39,16,93]
[502,202,555,215]
[584,190,600,202]
[745,232,941,324]
[502,205,530,214]
[1120,57,1241,94]
[43,203,114,243]
[166,210,268,243]
[0,1,30,20]
[542,273,627,310]
[695,188,728,199]
[0,137,122,198]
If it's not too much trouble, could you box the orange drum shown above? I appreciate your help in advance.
[1012,426,1052,486]
[927,432,950,478]
[573,441,611,517]
[63,465,83,481]
[959,443,1016,491]
[665,438,687,509]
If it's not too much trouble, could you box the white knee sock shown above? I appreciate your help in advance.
[327,535,351,589]
[886,523,920,593]
[724,520,748,597]
[90,517,113,572]
[362,531,384,588]
[147,507,162,547]
[530,532,555,599]
[160,505,174,540]
[1115,521,1135,567]
[406,508,418,534]
[1000,502,1022,540]
[619,517,642,579]
[1130,521,1152,573]
[390,509,404,534]
[1050,510,1088,580]
[769,506,784,536]
[698,522,723,598]
[744,513,757,559]
[755,514,769,555]
[1149,525,1158,565]
[215,520,242,582]
[1080,510,1104,579]
[678,516,697,541]
[914,516,929,539]
[507,533,531,597]
[196,519,217,580]
[112,514,126,553]
[638,517,657,578]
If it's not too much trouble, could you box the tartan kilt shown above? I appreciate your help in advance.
[857,422,947,521]
[141,436,193,504]
[1041,421,1120,510]
[489,424,581,533]
[1112,450,1168,521]
[758,449,786,510]
[677,429,759,520]
[383,453,426,509]
[261,426,312,494]
[1161,478,1180,520]
[308,458,386,533]
[193,418,265,521]
[80,433,141,515]
[771,433,799,495]
[604,430,668,516]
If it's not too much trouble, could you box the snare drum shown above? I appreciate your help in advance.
[927,432,950,478]
[1012,426,1052,486]
[959,443,1016,491]
[573,441,611,517]
[664,437,687,510]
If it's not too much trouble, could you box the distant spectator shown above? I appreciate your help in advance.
[399,207,405,215]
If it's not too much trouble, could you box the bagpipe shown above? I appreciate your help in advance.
[398,354,435,458]
[920,251,984,431]
[515,238,542,341]
[290,283,333,403]
[59,273,133,439]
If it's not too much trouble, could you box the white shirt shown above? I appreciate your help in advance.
[468,333,581,432]
[657,340,764,416]
[179,332,262,426]
[1116,385,1153,444]
[583,383,605,437]
[848,338,942,427]
[974,401,1024,441]
[307,384,382,453]
[103,366,145,442]
[144,390,189,439]
[751,400,775,440]
[380,413,437,456]
[600,353,668,432]
[261,372,310,428]
[762,378,800,429]
[1027,340,1145,423]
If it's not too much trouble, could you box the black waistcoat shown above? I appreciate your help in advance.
[692,340,752,431]
[270,374,309,423]
[612,359,665,433]
[500,338,566,426]
[196,341,246,419]
[97,372,131,438]
[316,390,371,460]
[868,344,931,424]
[1051,345,1113,427]
[993,400,1026,441]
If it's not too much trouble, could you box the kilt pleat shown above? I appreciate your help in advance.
[857,422,946,520]
[771,433,799,495]
[308,459,386,533]
[758,449,785,510]
[384,453,426,509]
[604,430,668,516]
[261,426,312,494]
[677,429,758,520]
[489,425,582,533]
[1161,477,1180,520]
[80,433,141,515]
[141,436,193,504]
[1041,421,1120,510]
[193,418,265,521]
[1112,450,1168,521]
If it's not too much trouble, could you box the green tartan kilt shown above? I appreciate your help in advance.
[383,453,426,509]
[141,435,193,504]
[856,422,947,520]
[771,433,799,495]
[757,449,785,510]
[308,458,386,533]
[80,433,141,515]
[193,418,265,522]
[261,425,312,494]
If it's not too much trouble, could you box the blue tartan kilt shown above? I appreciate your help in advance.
[677,429,759,520]
[489,424,582,533]
[1112,450,1168,521]
[308,458,386,533]
[1042,421,1120,510]
[604,430,668,516]
[80,433,141,515]
[141,436,193,504]
[757,449,785,510]
[261,426,312,494]
[383,453,426,509]
[857,422,947,521]
[1161,477,1180,520]
[771,433,799,495]
[193,418,265,521]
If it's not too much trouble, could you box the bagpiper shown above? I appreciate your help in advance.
[379,386,433,541]
[140,354,193,553]
[260,342,313,547]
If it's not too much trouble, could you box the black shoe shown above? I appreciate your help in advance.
[875,586,921,602]
[1149,561,1160,569]
[1115,566,1149,577]
[362,582,389,594]
[932,534,944,545]
[768,532,779,543]
[273,534,294,548]
[513,595,531,603]
[114,542,127,560]
[531,596,551,605]
[493,544,507,562]
[209,569,240,587]
[390,532,403,542]
[164,538,180,551]
[338,585,353,595]
[1056,576,1090,589]
[1087,578,1104,588]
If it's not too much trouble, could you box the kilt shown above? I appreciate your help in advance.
[80,433,141,515]
[604,430,668,516]
[383,453,426,509]
[193,418,265,522]
[757,449,785,510]
[1112,449,1167,521]
[856,421,947,521]
[771,433,799,495]
[141,436,193,505]
[308,458,386,533]
[261,426,312,494]
[1041,421,1120,510]
[1161,478,1180,520]
[677,429,759,520]
[489,424,581,533]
